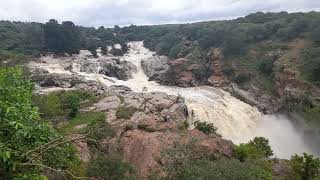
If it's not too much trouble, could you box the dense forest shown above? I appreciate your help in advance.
[1,11,320,179]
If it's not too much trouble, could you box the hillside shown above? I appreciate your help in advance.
[0,11,320,179]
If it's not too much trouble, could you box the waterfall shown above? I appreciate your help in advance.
[29,41,319,158]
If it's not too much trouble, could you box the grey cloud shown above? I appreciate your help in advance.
[0,0,320,27]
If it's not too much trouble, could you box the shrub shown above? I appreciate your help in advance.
[249,137,273,158]
[171,158,272,180]
[137,123,155,132]
[234,73,250,84]
[32,90,97,121]
[234,143,262,162]
[0,67,80,179]
[290,153,320,180]
[164,140,272,180]
[58,112,106,134]
[194,121,217,134]
[116,106,138,119]
[65,93,80,118]
[86,156,136,180]
[258,59,275,75]
[234,137,273,162]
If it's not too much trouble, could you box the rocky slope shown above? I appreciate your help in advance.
[77,88,234,179]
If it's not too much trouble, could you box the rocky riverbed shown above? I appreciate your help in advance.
[28,41,320,161]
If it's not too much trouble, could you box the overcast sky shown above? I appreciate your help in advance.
[1,0,320,27]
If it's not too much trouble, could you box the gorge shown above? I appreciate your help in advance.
[29,41,320,159]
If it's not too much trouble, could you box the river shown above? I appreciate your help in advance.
[30,41,320,158]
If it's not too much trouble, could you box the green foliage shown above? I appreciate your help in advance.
[290,153,320,180]
[65,93,80,118]
[164,141,272,180]
[301,47,320,85]
[194,121,217,134]
[234,73,251,84]
[257,58,275,75]
[44,19,81,54]
[58,112,106,134]
[116,106,138,119]
[137,123,155,132]
[0,67,79,179]
[86,156,136,180]
[83,115,115,142]
[249,137,273,158]
[234,137,273,162]
[32,90,97,122]
[222,34,248,56]
[166,158,272,180]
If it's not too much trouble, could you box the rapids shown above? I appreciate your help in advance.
[30,41,319,158]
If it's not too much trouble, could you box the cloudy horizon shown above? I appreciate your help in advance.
[1,0,320,27]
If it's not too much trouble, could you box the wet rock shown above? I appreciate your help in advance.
[228,83,281,113]
[80,58,137,80]
[141,56,169,80]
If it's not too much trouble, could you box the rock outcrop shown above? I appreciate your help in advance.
[141,55,169,81]
[207,48,228,87]
[80,58,137,80]
[162,58,198,87]
[77,88,234,179]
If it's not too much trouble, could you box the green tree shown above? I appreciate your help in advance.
[44,20,80,55]
[290,153,320,180]
[194,121,218,135]
[234,137,273,162]
[65,93,80,118]
[249,137,273,158]
[0,67,79,179]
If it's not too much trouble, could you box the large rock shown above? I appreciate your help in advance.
[141,56,169,79]
[80,58,137,80]
[228,83,281,113]
[103,129,234,179]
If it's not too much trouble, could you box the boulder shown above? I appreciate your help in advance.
[141,56,169,78]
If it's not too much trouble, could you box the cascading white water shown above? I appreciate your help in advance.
[29,41,319,158]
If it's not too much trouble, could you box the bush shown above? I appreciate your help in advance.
[116,106,138,119]
[86,156,136,180]
[194,121,217,134]
[0,67,80,179]
[58,112,106,134]
[167,157,272,180]
[234,137,273,162]
[65,93,80,118]
[32,90,97,121]
[258,59,275,75]
[290,153,320,180]
[234,73,250,84]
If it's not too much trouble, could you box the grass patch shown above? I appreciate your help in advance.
[116,106,138,119]
[59,112,105,134]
